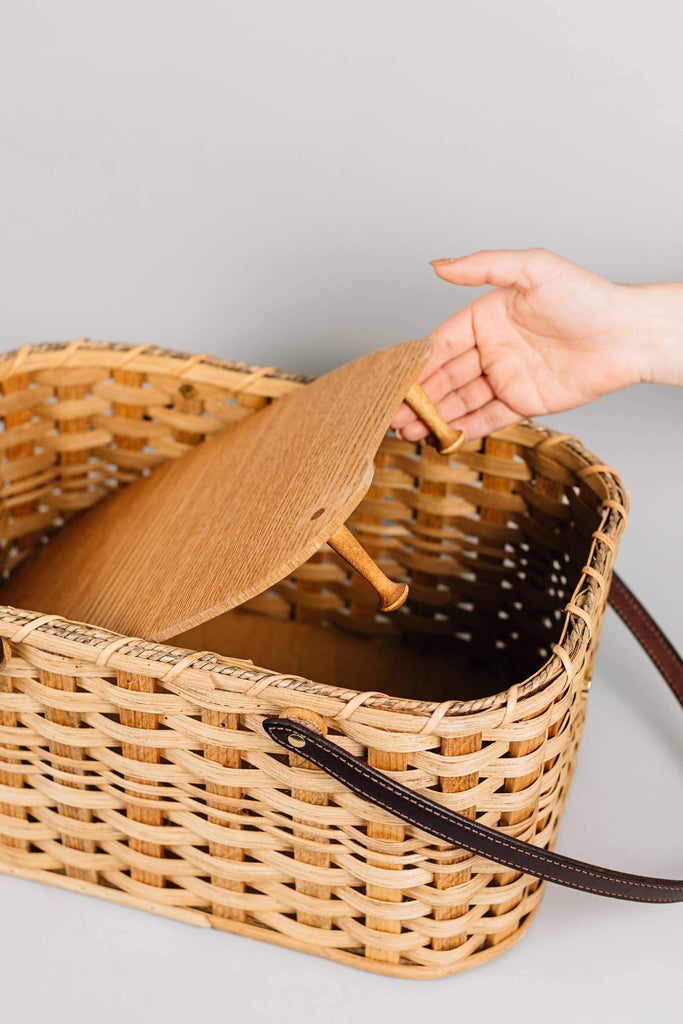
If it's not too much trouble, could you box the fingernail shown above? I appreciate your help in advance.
[429,258,457,266]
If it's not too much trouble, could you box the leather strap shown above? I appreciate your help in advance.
[263,573,683,903]
[609,574,683,706]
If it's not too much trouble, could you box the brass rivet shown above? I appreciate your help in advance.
[178,383,197,399]
[287,734,306,749]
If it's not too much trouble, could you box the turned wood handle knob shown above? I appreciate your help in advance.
[327,525,409,613]
[405,382,465,455]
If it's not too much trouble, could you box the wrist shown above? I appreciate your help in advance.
[620,282,683,386]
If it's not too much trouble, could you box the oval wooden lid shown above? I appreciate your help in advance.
[0,340,431,640]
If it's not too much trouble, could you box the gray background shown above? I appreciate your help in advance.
[1,1,681,1020]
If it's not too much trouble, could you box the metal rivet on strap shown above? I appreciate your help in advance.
[287,734,306,749]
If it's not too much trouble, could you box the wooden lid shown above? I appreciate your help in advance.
[1,340,432,641]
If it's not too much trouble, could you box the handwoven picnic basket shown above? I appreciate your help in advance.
[0,339,627,979]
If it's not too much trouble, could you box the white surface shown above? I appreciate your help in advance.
[1,2,682,1020]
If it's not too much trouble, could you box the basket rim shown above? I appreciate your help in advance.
[0,339,629,725]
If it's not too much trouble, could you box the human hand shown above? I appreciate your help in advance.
[392,248,665,443]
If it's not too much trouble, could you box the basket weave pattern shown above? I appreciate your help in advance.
[0,341,627,978]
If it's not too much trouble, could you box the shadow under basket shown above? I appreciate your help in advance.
[0,341,627,978]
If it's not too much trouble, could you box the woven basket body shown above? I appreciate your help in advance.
[0,341,627,978]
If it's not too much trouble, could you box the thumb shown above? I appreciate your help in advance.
[429,247,563,291]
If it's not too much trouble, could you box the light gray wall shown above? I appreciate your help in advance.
[1,3,681,1021]
[3,1,683,370]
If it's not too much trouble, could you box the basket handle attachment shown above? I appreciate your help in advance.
[263,574,683,904]
[324,383,462,612]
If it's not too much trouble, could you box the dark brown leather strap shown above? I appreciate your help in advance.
[262,573,683,903]
[609,574,683,706]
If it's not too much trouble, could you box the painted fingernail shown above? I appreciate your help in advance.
[429,258,457,266]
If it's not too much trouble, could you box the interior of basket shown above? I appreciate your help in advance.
[171,432,602,702]
[0,349,605,704]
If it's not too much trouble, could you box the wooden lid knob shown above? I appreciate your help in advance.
[327,526,409,614]
[405,382,465,455]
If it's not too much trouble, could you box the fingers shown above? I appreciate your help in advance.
[398,376,495,441]
[389,362,491,438]
[430,248,562,291]
[391,248,553,444]
[420,305,478,378]
[398,394,519,444]
[391,348,482,431]
[419,347,483,408]
[444,400,521,442]
[390,307,478,432]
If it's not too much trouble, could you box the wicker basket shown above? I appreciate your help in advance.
[0,339,628,979]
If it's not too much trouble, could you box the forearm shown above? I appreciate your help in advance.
[621,282,683,386]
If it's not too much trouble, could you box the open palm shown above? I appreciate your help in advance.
[392,249,642,442]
